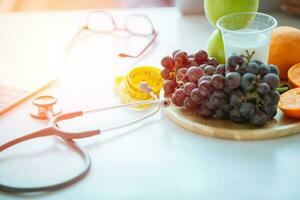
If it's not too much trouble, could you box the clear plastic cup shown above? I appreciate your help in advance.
[216,12,277,64]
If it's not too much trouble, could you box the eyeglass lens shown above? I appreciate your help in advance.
[86,11,154,36]
[86,11,116,32]
[125,14,154,36]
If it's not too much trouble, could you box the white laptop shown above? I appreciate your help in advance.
[0,11,80,114]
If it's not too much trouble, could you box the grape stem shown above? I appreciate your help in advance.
[245,91,263,110]
[276,86,289,94]
[241,50,255,63]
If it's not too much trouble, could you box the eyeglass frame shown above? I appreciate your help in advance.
[68,10,158,58]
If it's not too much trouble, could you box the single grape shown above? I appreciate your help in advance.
[197,103,213,118]
[227,55,244,68]
[257,82,270,96]
[246,62,259,74]
[229,90,243,107]
[211,74,225,89]
[226,65,236,72]
[222,103,231,113]
[198,80,213,97]
[204,65,216,76]
[186,58,198,68]
[237,63,248,75]
[183,97,198,110]
[205,99,217,110]
[269,64,279,76]
[263,96,275,108]
[214,109,228,119]
[268,90,280,105]
[230,107,245,123]
[161,56,175,70]
[209,90,227,107]
[161,68,172,80]
[186,66,204,83]
[194,50,208,65]
[172,49,181,58]
[163,79,177,95]
[263,105,277,119]
[174,51,189,68]
[216,64,226,75]
[250,111,268,126]
[271,90,280,104]
[225,72,241,90]
[241,73,256,92]
[252,60,263,65]
[176,68,188,83]
[262,73,280,89]
[183,82,197,96]
[240,101,255,119]
[263,91,280,108]
[258,64,270,77]
[205,57,218,67]
[171,88,186,107]
[213,90,227,100]
[190,88,204,104]
[198,75,211,84]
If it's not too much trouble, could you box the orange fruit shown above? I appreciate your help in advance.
[288,63,300,88]
[278,88,300,118]
[269,26,300,80]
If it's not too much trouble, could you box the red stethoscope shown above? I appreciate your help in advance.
[0,83,169,193]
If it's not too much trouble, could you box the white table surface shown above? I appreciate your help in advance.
[0,7,300,200]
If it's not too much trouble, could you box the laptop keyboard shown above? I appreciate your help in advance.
[0,85,28,111]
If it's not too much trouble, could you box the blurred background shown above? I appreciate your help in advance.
[0,0,299,16]
[0,0,172,12]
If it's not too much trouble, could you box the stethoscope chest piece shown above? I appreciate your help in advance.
[30,95,62,120]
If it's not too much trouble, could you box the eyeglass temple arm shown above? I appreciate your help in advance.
[118,31,158,58]
[0,127,54,152]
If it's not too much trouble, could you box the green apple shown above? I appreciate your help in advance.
[204,0,259,27]
[206,29,225,64]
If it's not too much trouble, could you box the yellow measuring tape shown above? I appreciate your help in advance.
[114,66,163,108]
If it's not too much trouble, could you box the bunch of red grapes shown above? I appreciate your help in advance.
[161,50,281,126]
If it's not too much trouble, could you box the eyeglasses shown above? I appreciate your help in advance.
[69,10,158,58]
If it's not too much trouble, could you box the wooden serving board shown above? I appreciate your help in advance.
[164,104,300,140]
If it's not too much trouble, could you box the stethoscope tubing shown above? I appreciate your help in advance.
[0,96,168,193]
[0,138,91,193]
